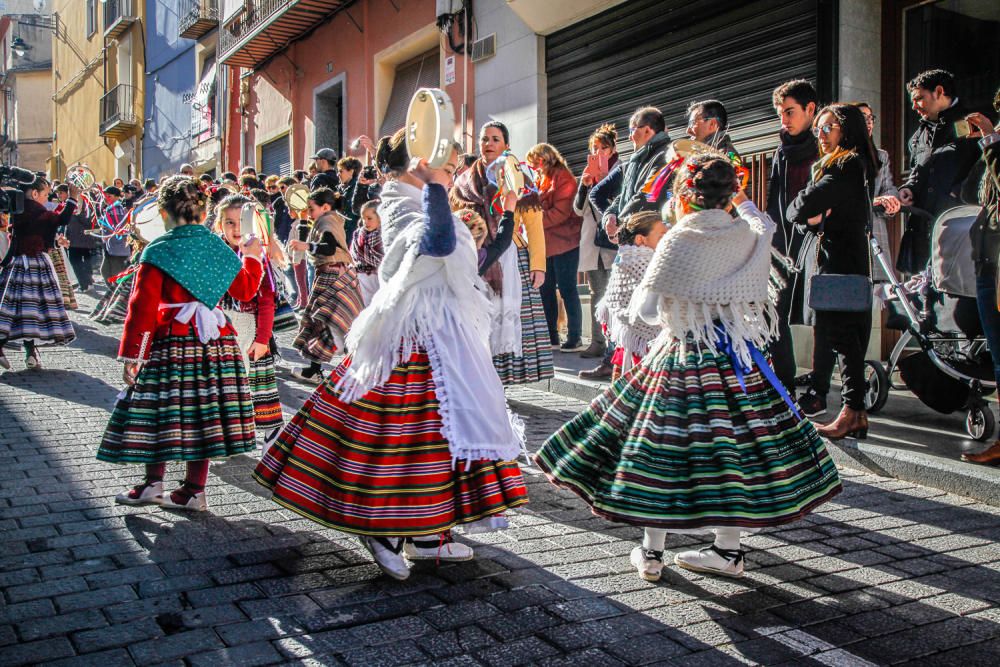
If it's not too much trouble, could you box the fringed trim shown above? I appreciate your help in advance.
[606,322,656,359]
[659,298,778,370]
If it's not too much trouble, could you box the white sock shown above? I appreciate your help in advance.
[642,528,667,552]
[713,527,742,552]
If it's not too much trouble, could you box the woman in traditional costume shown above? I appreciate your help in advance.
[535,154,842,582]
[254,130,527,581]
[97,176,264,512]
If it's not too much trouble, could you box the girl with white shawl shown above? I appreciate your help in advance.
[253,130,527,581]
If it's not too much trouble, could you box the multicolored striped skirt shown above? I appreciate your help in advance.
[493,246,554,385]
[253,350,528,537]
[0,254,75,346]
[249,354,283,431]
[293,266,363,363]
[48,249,77,310]
[97,326,257,464]
[535,337,842,531]
[91,274,132,325]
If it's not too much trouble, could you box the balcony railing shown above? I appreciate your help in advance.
[179,0,219,40]
[219,0,348,69]
[104,0,138,39]
[100,84,138,138]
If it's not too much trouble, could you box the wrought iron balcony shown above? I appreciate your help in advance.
[104,0,138,39]
[99,84,138,139]
[180,0,219,40]
[219,0,349,69]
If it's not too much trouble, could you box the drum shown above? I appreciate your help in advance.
[405,88,457,168]
[132,195,165,243]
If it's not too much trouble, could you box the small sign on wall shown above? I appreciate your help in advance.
[444,55,456,85]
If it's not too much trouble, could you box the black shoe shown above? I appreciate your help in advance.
[793,372,814,388]
[560,339,585,352]
[578,362,612,381]
[798,388,827,418]
[580,341,606,358]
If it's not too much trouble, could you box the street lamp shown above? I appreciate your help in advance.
[11,36,31,58]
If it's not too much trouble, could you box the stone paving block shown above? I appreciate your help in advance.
[56,583,137,612]
[6,574,89,603]
[210,562,282,586]
[188,640,285,667]
[545,597,627,623]
[72,618,163,654]
[129,628,224,664]
[606,631,691,664]
[103,594,184,624]
[184,581,264,607]
[0,636,76,666]
[239,593,324,621]
[43,647,136,667]
[417,625,499,659]
[84,564,163,589]
[18,608,107,641]
[256,571,332,597]
[339,639,428,667]
[475,636,561,667]
[422,599,499,630]
[536,647,625,667]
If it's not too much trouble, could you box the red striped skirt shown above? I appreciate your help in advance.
[253,349,528,537]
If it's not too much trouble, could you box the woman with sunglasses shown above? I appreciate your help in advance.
[788,104,880,440]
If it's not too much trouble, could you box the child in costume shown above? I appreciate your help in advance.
[287,187,364,384]
[91,230,147,325]
[254,130,527,581]
[216,194,284,436]
[593,210,666,381]
[350,200,384,305]
[0,177,79,371]
[535,154,842,582]
[97,176,264,511]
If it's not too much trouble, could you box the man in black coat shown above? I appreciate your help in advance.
[309,148,340,191]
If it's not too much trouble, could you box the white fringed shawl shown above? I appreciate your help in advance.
[594,245,660,357]
[335,180,524,462]
[628,202,777,368]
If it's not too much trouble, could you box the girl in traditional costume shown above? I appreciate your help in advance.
[254,131,528,581]
[535,154,842,581]
[0,177,78,371]
[350,200,384,306]
[97,176,264,511]
[451,121,552,385]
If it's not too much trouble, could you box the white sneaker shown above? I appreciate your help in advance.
[360,536,410,580]
[674,545,745,578]
[290,368,324,385]
[630,546,665,582]
[160,487,208,512]
[115,481,164,506]
[24,349,41,369]
[403,535,474,562]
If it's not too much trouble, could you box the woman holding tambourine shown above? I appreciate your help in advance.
[451,121,553,386]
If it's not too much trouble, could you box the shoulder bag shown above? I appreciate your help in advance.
[807,179,873,313]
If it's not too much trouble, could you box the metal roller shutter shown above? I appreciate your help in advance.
[546,0,837,171]
[380,50,441,138]
[260,135,291,178]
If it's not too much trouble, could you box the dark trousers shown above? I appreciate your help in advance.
[540,247,582,344]
[975,270,1000,387]
[586,258,611,346]
[769,283,798,391]
[66,248,96,290]
[100,253,129,285]
[813,309,872,410]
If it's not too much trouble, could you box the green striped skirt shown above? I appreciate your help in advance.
[534,337,842,531]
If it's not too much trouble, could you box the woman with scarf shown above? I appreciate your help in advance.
[535,154,842,582]
[97,176,264,512]
[451,121,552,385]
[788,104,880,441]
[254,129,527,582]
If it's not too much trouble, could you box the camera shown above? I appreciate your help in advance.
[362,165,378,180]
[0,165,35,215]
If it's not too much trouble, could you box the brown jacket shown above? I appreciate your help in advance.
[539,166,583,258]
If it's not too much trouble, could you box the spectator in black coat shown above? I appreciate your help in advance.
[602,107,670,240]
[309,148,340,190]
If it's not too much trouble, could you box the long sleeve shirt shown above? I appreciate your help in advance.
[8,198,77,258]
[479,210,515,274]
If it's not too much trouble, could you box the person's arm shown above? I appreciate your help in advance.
[786,165,853,228]
[479,210,515,274]
[226,256,265,302]
[118,263,164,362]
[309,231,339,256]
[573,180,590,217]
[589,164,622,216]
[520,206,547,272]
[877,154,899,199]
[254,269,276,345]
[419,183,456,257]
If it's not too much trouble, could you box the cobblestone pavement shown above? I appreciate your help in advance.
[2,293,1000,666]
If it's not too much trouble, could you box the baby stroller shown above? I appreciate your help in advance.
[865,205,996,441]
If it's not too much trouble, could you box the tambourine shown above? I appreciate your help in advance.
[240,202,269,240]
[405,88,457,169]
[499,153,524,195]
[132,195,166,243]
[66,164,96,191]
[284,183,310,212]
[664,139,712,164]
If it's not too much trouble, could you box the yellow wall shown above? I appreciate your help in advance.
[50,0,145,183]
[11,69,53,172]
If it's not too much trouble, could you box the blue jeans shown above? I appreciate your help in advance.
[976,270,1000,386]
[540,247,582,344]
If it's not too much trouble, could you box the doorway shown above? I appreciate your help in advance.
[314,75,345,158]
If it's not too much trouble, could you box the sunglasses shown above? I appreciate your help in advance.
[812,123,841,137]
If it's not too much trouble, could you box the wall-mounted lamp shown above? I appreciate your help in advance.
[11,37,32,58]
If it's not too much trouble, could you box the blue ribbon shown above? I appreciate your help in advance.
[715,326,802,421]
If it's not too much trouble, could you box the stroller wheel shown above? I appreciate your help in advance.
[864,361,890,414]
[965,405,995,442]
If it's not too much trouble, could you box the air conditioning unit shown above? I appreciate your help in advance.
[470,33,496,63]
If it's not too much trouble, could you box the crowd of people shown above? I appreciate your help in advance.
[0,68,998,583]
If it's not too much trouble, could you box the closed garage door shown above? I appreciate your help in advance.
[260,134,291,177]
[546,0,837,170]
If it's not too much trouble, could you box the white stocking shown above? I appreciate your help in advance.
[642,528,667,552]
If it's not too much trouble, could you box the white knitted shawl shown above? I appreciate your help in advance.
[628,203,777,368]
[594,245,660,356]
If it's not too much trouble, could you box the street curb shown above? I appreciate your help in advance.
[531,371,1000,507]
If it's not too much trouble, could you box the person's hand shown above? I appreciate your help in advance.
[581,171,595,187]
[503,190,518,212]
[966,112,995,138]
[409,157,451,187]
[358,175,376,186]
[529,270,545,289]
[732,190,749,206]
[68,184,81,200]
[248,342,269,361]
[604,213,618,239]
[123,362,141,386]
[287,239,308,252]
[898,187,913,206]
[874,195,901,215]
[357,135,376,155]
[242,236,263,259]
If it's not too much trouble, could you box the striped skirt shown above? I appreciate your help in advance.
[493,246,554,385]
[249,354,283,431]
[97,327,257,464]
[0,254,75,345]
[48,249,77,310]
[253,350,528,537]
[535,337,842,531]
[91,275,132,325]
[293,266,363,363]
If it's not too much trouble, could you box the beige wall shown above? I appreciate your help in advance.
[11,69,52,172]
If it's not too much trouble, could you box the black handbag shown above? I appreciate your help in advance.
[808,207,873,313]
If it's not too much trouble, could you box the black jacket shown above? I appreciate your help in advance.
[970,139,1000,274]
[589,161,624,217]
[272,194,293,244]
[607,131,671,218]
[767,129,819,260]
[351,181,381,215]
[309,169,339,191]
[903,101,981,217]
[788,154,873,278]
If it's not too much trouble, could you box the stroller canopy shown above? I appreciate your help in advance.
[931,204,982,298]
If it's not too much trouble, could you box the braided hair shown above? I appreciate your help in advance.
[158,175,207,225]
[671,152,738,211]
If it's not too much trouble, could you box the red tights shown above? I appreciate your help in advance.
[144,460,209,488]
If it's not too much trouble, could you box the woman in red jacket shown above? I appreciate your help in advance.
[527,143,584,351]
[97,176,264,512]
